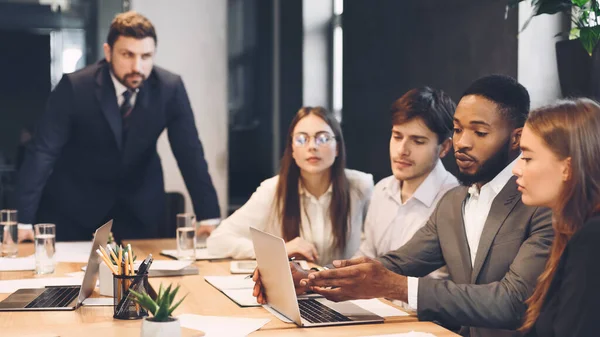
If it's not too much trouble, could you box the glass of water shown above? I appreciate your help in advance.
[1,209,18,257]
[34,223,56,274]
[176,213,196,261]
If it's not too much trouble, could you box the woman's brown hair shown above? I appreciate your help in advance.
[273,106,351,252]
[520,98,600,332]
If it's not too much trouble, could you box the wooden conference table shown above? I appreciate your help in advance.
[0,239,459,337]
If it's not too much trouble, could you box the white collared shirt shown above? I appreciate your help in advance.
[110,72,139,107]
[207,169,374,265]
[406,157,519,310]
[356,160,458,259]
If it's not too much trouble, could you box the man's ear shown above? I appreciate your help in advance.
[510,127,523,151]
[103,43,111,62]
[438,138,452,158]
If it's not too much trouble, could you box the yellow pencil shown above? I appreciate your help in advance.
[128,246,135,275]
[96,249,117,274]
[107,245,118,265]
[124,252,129,276]
[117,247,123,275]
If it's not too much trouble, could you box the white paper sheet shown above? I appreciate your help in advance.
[178,314,269,337]
[0,276,83,294]
[54,241,93,263]
[220,288,260,307]
[0,256,35,271]
[161,248,227,261]
[350,298,410,317]
[204,275,256,290]
[137,260,192,271]
[82,297,113,306]
[360,332,437,337]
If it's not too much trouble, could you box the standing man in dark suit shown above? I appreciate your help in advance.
[16,11,221,241]
[273,75,554,337]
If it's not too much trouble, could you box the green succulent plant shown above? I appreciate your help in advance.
[130,283,187,322]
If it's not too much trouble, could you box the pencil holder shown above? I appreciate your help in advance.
[113,272,149,320]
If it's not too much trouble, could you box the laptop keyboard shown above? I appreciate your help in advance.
[25,286,80,309]
[298,299,352,323]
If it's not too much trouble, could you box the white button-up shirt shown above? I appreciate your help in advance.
[356,160,458,260]
[110,72,138,107]
[406,158,519,310]
[207,169,373,265]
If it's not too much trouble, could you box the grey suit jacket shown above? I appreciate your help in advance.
[378,176,553,337]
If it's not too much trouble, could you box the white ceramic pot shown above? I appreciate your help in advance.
[98,261,114,297]
[140,317,181,337]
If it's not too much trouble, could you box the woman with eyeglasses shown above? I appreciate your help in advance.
[207,106,373,265]
[513,98,600,337]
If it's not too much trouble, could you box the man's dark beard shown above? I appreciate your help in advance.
[456,139,511,187]
[109,61,145,89]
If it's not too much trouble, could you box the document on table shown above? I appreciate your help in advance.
[161,248,228,261]
[178,314,269,337]
[81,297,114,306]
[350,299,410,317]
[54,241,93,263]
[0,256,35,271]
[204,275,259,307]
[0,276,83,294]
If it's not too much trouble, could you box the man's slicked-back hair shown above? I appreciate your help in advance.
[107,11,157,48]
[461,74,530,128]
[390,87,456,144]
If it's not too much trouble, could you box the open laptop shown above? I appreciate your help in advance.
[250,227,384,327]
[0,220,112,311]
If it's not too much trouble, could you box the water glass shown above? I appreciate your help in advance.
[176,213,196,261]
[34,223,56,274]
[1,209,18,257]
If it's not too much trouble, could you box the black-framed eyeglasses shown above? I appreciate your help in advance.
[292,132,336,147]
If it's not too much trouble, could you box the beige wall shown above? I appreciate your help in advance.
[131,0,228,218]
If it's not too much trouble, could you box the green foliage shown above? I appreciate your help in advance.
[507,0,600,54]
[130,283,188,322]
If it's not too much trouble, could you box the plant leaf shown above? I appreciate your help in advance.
[572,0,590,8]
[580,26,600,54]
[168,293,188,316]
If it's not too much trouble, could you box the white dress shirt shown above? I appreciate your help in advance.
[110,72,138,107]
[356,160,458,260]
[110,72,220,226]
[207,169,373,265]
[406,158,519,310]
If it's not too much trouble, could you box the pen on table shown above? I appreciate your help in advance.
[245,256,296,279]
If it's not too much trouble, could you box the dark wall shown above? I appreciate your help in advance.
[342,0,518,182]
[0,30,51,164]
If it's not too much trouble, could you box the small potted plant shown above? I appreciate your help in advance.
[130,283,187,337]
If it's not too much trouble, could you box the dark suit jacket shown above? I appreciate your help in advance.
[524,215,600,337]
[16,60,220,241]
[378,176,554,337]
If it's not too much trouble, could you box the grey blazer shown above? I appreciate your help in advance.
[378,176,553,337]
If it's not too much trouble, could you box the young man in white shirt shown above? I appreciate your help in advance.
[356,87,458,262]
[295,75,553,337]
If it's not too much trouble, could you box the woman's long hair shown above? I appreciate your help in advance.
[520,98,600,332]
[273,106,351,252]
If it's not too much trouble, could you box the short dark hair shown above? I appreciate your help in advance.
[461,74,530,127]
[390,87,456,144]
[106,11,157,48]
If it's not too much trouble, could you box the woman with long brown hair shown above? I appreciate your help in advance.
[208,107,373,265]
[513,98,600,337]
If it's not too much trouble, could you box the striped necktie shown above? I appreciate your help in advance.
[120,89,134,130]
